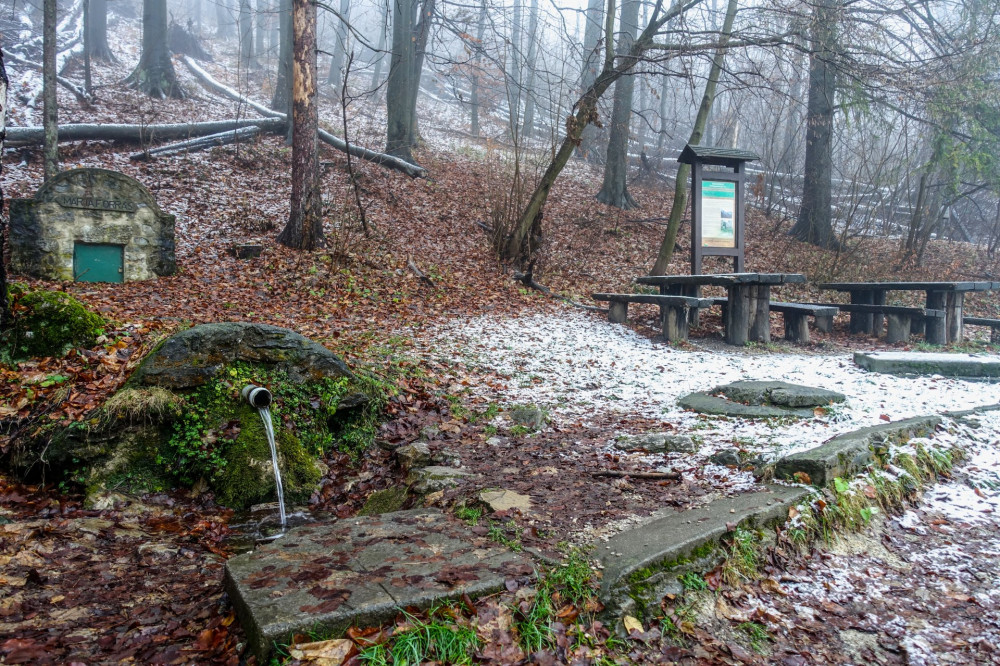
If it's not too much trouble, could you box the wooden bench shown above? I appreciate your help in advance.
[963,317,1000,344]
[812,303,946,344]
[592,293,715,342]
[707,299,838,343]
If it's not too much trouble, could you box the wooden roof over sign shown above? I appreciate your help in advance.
[678,144,760,167]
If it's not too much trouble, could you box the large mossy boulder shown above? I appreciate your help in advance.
[130,322,352,389]
[42,323,384,509]
[3,285,104,358]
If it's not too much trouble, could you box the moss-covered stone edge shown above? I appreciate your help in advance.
[2,283,105,360]
[614,429,965,625]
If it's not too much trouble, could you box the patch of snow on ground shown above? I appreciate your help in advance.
[421,309,1000,457]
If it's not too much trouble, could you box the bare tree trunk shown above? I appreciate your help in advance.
[576,0,605,160]
[86,0,115,61]
[650,0,737,274]
[595,0,640,210]
[83,0,92,93]
[256,0,267,57]
[217,0,235,38]
[325,0,349,91]
[43,0,59,181]
[386,0,416,161]
[0,50,9,336]
[128,0,185,98]
[506,0,523,135]
[239,0,257,70]
[469,0,486,136]
[278,0,324,250]
[370,11,388,92]
[789,0,839,249]
[519,0,540,138]
[656,71,669,152]
[272,0,292,113]
[407,0,434,147]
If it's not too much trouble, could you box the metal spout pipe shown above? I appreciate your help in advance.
[242,384,272,409]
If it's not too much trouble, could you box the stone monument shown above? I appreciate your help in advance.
[10,168,176,283]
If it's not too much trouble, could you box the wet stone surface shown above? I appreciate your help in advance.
[678,380,845,418]
[224,509,532,661]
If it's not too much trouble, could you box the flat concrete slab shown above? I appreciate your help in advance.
[775,415,941,486]
[224,509,532,661]
[855,351,1000,378]
[718,380,845,407]
[598,485,810,618]
[678,380,844,418]
[677,392,814,418]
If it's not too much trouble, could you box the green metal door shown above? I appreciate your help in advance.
[74,243,124,283]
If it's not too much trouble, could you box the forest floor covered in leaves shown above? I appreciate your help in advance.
[4,23,1000,664]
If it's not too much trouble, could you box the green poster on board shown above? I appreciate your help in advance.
[700,180,736,248]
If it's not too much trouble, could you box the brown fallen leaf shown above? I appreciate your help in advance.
[288,638,356,665]
[623,615,644,634]
[715,597,749,622]
[760,578,787,596]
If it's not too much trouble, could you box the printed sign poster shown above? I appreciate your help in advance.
[700,180,737,248]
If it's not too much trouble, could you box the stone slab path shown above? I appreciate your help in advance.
[855,350,1000,378]
[597,485,810,617]
[224,509,533,660]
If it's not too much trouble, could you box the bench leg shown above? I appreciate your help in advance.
[872,291,886,337]
[886,314,910,344]
[946,292,964,343]
[725,286,750,346]
[925,317,947,345]
[748,286,771,343]
[662,306,689,342]
[814,314,833,334]
[608,301,627,324]
[784,313,809,344]
[850,290,874,335]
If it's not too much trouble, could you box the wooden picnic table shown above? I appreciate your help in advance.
[816,281,1000,344]
[634,273,806,345]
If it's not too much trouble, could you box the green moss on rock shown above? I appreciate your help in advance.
[358,486,409,516]
[210,403,321,510]
[5,285,104,358]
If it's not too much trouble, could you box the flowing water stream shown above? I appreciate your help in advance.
[257,406,287,529]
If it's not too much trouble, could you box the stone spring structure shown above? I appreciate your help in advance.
[10,168,176,282]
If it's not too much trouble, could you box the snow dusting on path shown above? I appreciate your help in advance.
[419,309,1000,458]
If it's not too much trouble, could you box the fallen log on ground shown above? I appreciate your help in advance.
[5,52,92,105]
[129,126,261,160]
[6,117,286,146]
[512,260,606,312]
[181,55,427,178]
[592,470,681,480]
[180,56,280,120]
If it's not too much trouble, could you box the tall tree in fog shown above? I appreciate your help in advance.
[576,0,605,160]
[278,0,324,249]
[789,0,839,248]
[595,0,641,209]
[86,0,115,61]
[128,0,185,97]
[326,0,350,92]
[43,0,58,180]
[385,0,433,162]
